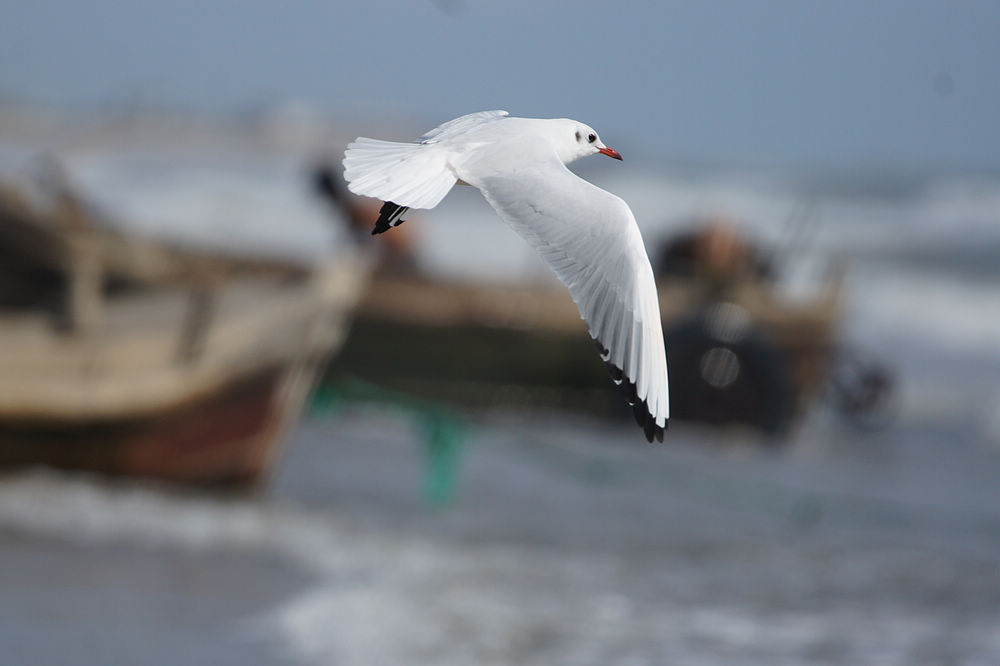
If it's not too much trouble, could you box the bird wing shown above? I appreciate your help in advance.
[419,110,509,144]
[459,151,669,441]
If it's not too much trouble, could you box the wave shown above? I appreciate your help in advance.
[0,471,349,575]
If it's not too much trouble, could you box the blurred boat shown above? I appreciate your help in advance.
[0,181,367,486]
[309,163,889,438]
[326,223,844,437]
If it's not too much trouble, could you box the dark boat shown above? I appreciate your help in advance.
[327,262,842,436]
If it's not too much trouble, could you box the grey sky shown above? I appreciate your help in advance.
[1,1,998,170]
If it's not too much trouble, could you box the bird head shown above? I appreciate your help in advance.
[553,120,623,164]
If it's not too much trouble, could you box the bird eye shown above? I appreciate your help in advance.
[587,133,596,143]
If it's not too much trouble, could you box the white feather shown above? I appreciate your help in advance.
[343,110,511,209]
[419,110,509,143]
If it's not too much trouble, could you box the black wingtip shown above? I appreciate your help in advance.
[632,400,646,428]
[603,355,667,443]
[597,339,667,443]
[640,412,667,444]
[605,361,623,383]
[372,200,409,235]
[624,378,639,405]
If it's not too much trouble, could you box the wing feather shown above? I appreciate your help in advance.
[419,110,509,144]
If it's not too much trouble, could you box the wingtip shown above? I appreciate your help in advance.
[605,356,667,443]
[604,360,624,384]
[642,417,667,444]
[624,379,639,405]
[632,400,646,428]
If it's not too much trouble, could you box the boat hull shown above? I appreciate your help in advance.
[0,368,294,487]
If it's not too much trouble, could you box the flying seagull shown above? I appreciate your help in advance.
[343,110,668,441]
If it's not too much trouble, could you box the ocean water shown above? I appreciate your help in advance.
[1,112,999,664]
[2,410,1000,665]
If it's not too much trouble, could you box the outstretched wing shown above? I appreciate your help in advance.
[419,110,509,144]
[460,152,669,441]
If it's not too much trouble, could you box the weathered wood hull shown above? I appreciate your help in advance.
[0,368,291,486]
[0,183,367,485]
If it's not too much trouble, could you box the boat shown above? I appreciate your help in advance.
[0,180,367,486]
[325,223,846,436]
[310,164,890,438]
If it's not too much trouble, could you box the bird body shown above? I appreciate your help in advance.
[343,111,669,441]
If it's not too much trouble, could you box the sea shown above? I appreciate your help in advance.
[1,108,998,665]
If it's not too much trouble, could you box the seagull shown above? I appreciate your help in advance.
[343,110,668,441]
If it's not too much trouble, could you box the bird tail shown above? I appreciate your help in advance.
[342,137,456,211]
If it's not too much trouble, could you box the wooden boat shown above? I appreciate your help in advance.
[0,182,367,486]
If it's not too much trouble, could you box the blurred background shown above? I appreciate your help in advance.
[1,1,999,664]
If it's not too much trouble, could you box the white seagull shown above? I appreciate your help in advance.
[343,110,668,441]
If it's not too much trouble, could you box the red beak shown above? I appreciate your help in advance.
[598,146,623,161]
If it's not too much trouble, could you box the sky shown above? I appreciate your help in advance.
[1,1,998,171]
